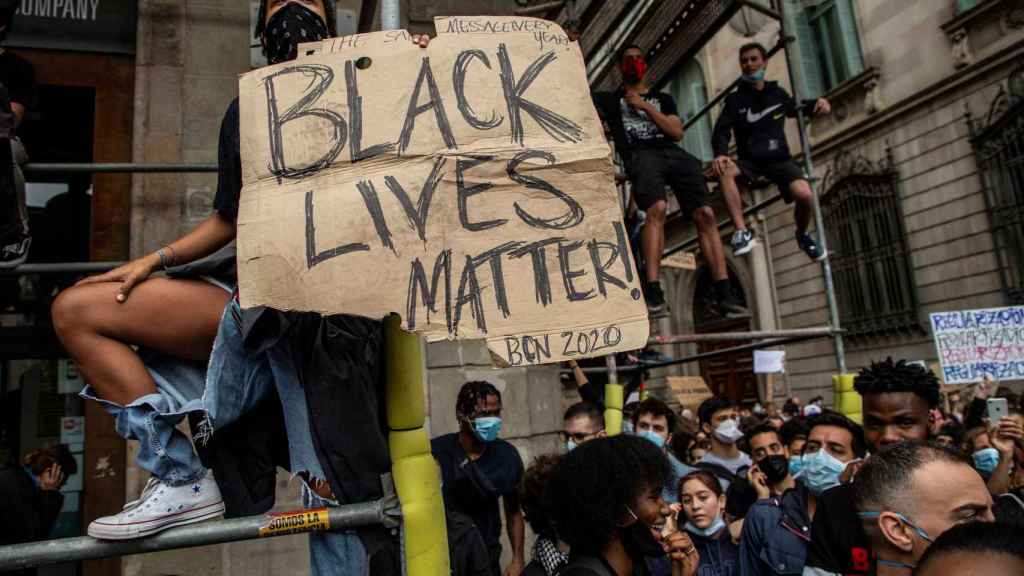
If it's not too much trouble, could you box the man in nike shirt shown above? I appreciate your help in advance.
[710,42,832,261]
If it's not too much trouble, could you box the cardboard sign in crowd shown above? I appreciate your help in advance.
[236,16,649,366]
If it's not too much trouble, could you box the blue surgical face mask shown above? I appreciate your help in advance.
[798,449,847,495]
[788,455,805,477]
[973,447,1000,476]
[637,430,666,449]
[742,68,766,83]
[684,515,726,538]
[473,416,502,443]
[566,440,577,452]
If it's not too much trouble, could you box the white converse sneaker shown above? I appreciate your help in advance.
[88,470,225,540]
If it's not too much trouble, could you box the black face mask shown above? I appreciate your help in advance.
[263,3,329,65]
[759,454,790,485]
[619,509,666,560]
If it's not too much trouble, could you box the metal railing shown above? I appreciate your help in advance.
[0,498,398,572]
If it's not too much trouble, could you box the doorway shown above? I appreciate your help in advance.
[692,266,757,404]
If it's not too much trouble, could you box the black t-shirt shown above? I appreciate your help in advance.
[213,97,242,222]
[592,89,679,155]
[805,483,872,575]
[0,50,35,138]
[431,433,524,563]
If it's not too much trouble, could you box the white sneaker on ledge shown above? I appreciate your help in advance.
[88,470,225,540]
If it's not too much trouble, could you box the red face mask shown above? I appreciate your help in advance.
[619,56,647,82]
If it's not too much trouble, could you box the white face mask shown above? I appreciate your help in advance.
[713,419,744,444]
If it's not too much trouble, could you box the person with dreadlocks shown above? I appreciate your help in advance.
[802,358,941,576]
[432,381,526,576]
[547,435,700,576]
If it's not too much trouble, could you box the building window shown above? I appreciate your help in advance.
[970,68,1024,304]
[821,151,920,337]
[794,0,865,96]
[664,59,712,162]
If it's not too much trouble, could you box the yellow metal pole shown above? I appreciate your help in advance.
[832,373,861,424]
[604,354,624,435]
[384,315,449,575]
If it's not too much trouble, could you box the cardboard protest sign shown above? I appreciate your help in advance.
[235,16,648,366]
[666,376,713,411]
[930,306,1024,384]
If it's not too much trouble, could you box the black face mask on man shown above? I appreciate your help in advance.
[263,3,329,65]
[758,454,790,485]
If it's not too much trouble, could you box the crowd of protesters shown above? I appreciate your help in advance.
[496,357,1023,576]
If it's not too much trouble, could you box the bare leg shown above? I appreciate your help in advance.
[719,164,749,231]
[52,278,230,406]
[693,206,728,282]
[790,180,813,235]
[643,200,668,283]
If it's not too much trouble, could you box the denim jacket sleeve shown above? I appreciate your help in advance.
[739,503,769,576]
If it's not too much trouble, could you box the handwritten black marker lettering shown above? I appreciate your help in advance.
[355,180,394,252]
[508,150,584,229]
[496,44,583,144]
[264,64,346,180]
[586,239,626,297]
[304,190,369,269]
[557,240,594,302]
[509,237,565,306]
[406,249,452,332]
[453,50,503,130]
[613,221,634,283]
[456,155,505,231]
[473,241,525,319]
[346,60,396,162]
[527,334,552,362]
[453,254,486,333]
[398,57,457,155]
[385,156,447,242]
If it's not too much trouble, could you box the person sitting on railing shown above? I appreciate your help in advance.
[50,4,427,574]
[0,0,34,269]
[710,42,832,261]
[592,44,749,320]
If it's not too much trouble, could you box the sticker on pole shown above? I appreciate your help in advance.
[235,16,649,366]
[930,306,1024,384]
[259,508,331,537]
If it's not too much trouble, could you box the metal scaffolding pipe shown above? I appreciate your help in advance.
[23,163,217,174]
[777,0,847,374]
[564,333,824,374]
[0,261,124,275]
[664,191,784,256]
[0,499,397,572]
[649,327,839,344]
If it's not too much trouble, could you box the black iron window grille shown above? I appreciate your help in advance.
[969,65,1024,305]
[820,150,920,337]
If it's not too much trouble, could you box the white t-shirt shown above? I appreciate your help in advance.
[698,451,752,492]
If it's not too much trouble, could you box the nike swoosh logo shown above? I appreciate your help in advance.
[746,103,783,124]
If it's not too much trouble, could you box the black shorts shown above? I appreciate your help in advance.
[626,147,710,215]
[736,159,806,203]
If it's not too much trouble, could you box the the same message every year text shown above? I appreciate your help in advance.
[255,46,639,344]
